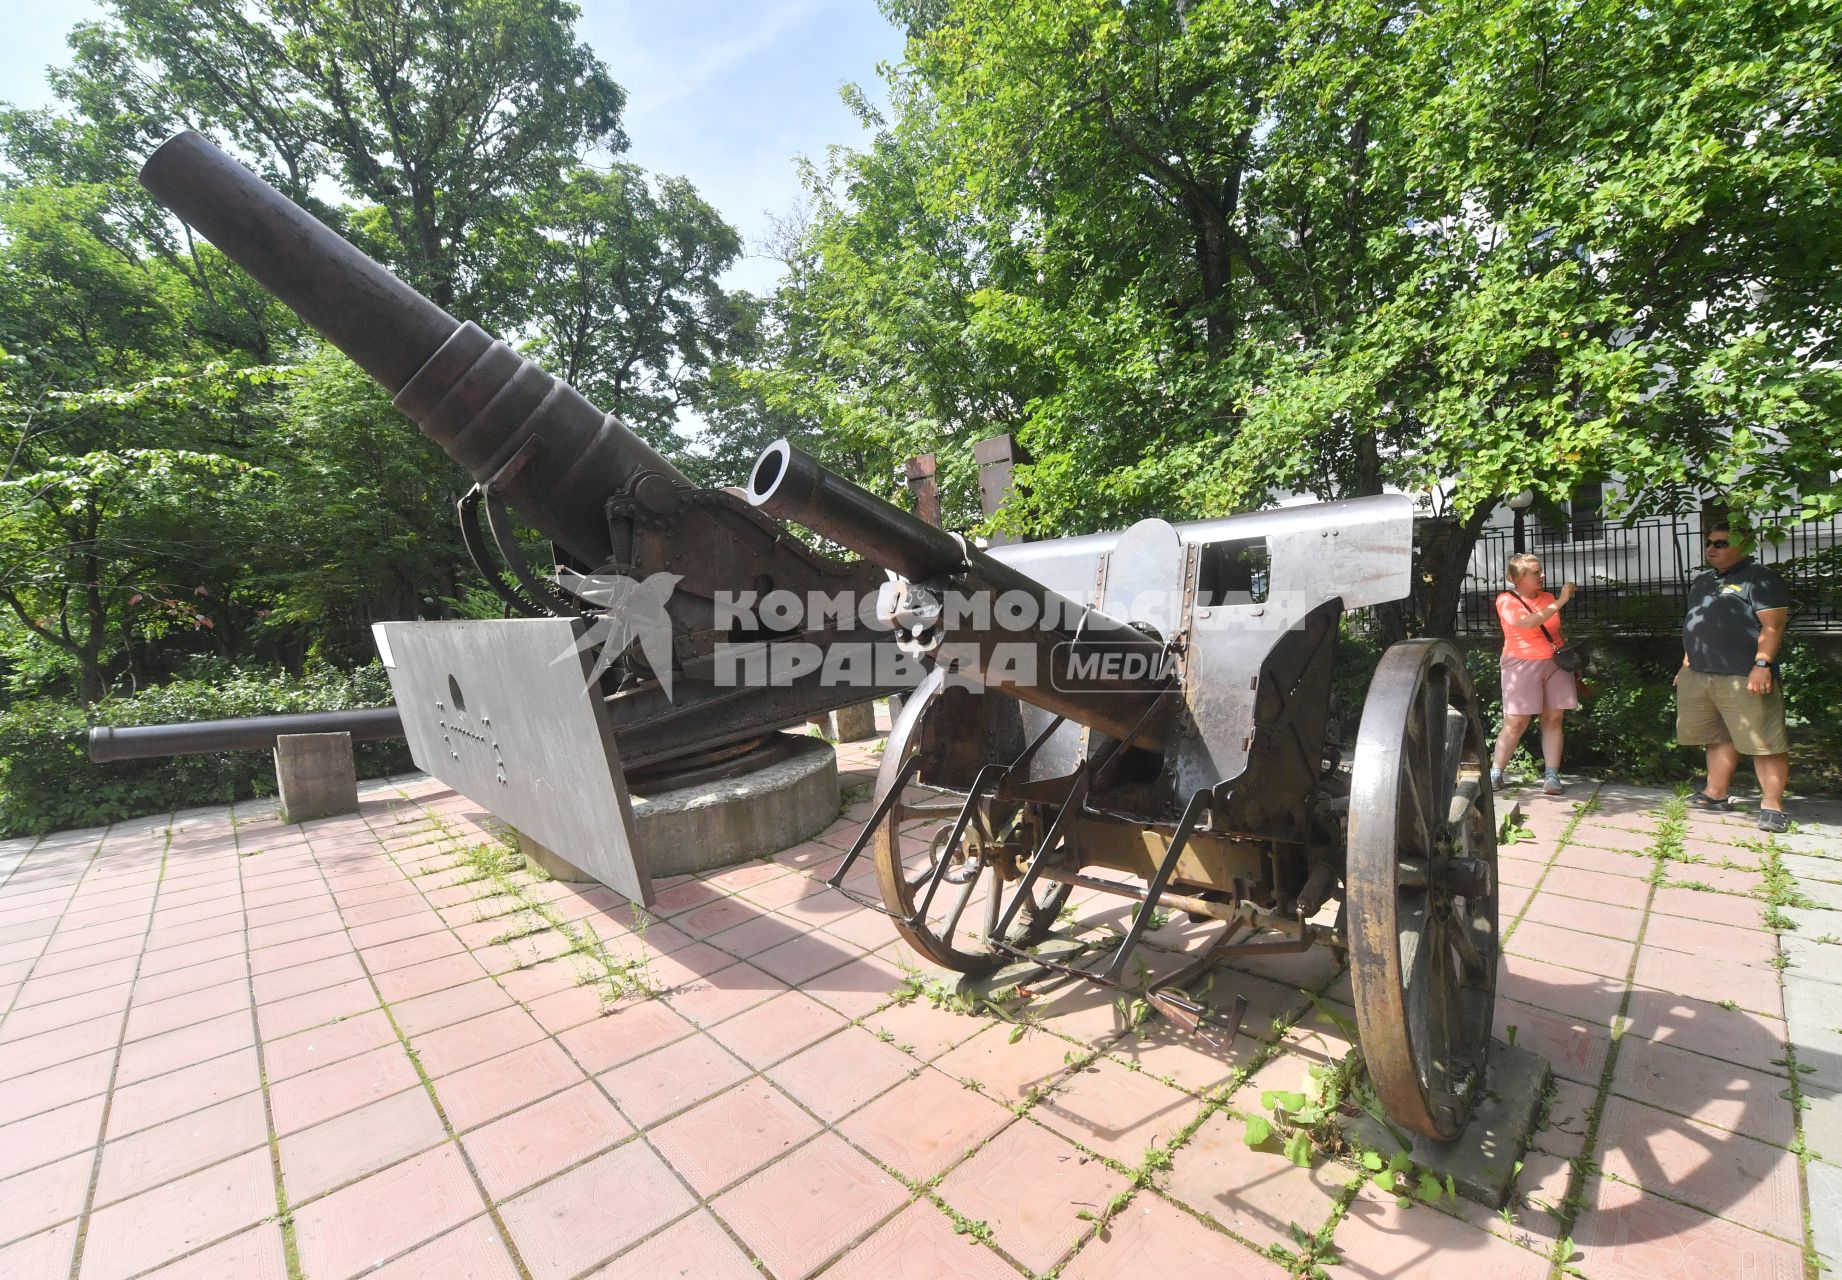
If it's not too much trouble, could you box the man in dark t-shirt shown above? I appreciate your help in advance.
[1674,521,1793,831]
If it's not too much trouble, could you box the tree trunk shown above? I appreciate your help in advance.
[77,652,106,705]
[1413,505,1495,640]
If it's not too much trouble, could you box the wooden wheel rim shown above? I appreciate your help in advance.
[870,673,1069,974]
[1346,639,1500,1141]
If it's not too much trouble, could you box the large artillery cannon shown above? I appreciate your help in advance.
[138,132,1500,1142]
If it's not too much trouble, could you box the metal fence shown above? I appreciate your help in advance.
[1455,511,1842,635]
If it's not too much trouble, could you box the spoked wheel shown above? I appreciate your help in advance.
[1347,639,1499,1141]
[872,672,1071,975]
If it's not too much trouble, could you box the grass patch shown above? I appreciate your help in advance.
[425,812,661,1004]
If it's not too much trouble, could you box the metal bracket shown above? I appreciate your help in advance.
[823,752,923,916]
[457,487,549,618]
[481,488,587,618]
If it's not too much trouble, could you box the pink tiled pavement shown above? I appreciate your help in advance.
[1571,1175,1806,1280]
[0,756,1822,1278]
[936,1119,1130,1272]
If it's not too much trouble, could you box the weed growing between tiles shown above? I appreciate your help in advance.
[1541,789,1682,1278]
[1757,844,1817,937]
[1500,788,1605,947]
[423,810,659,1006]
[871,930,1372,1273]
[1757,834,1831,1276]
[907,815,1607,1276]
[1220,791,1612,1253]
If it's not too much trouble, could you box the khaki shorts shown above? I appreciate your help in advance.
[1676,669,1789,755]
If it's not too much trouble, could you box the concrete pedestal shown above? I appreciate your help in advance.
[833,701,879,741]
[519,733,840,884]
[274,731,359,823]
[1335,1040,1552,1208]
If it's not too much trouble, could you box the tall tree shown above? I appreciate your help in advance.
[507,165,744,450]
[0,1,747,700]
[9,0,626,322]
[751,0,1842,634]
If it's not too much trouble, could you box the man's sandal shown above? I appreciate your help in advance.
[1758,809,1790,834]
[1688,791,1733,811]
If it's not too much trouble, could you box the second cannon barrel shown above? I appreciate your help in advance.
[746,440,1174,748]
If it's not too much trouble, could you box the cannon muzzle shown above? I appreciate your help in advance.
[88,707,405,762]
[139,131,687,568]
[748,439,968,581]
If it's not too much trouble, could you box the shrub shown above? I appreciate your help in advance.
[1781,642,1842,792]
[0,663,412,837]
[1563,644,1696,784]
[1327,621,1385,746]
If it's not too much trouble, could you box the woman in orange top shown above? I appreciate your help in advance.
[1491,552,1578,793]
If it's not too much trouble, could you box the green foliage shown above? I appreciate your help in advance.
[509,166,745,451]
[0,351,288,701]
[1558,646,1696,785]
[0,0,746,719]
[1329,620,1385,745]
[251,349,477,661]
[1780,643,1842,790]
[0,661,410,836]
[13,0,628,320]
[739,0,1842,631]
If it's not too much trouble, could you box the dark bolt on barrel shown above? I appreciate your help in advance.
[746,440,1172,747]
[138,131,688,568]
[87,707,405,763]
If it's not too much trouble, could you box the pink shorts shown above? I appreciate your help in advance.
[1500,656,1578,716]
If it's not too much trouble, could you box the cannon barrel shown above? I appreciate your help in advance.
[748,440,967,581]
[88,707,405,763]
[747,440,1172,746]
[139,131,688,568]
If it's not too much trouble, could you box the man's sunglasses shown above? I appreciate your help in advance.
[1705,539,1731,549]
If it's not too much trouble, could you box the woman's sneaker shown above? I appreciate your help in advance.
[1543,770,1564,795]
[1688,791,1733,811]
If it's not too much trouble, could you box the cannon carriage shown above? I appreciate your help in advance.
[745,440,1502,1142]
[132,131,1501,1143]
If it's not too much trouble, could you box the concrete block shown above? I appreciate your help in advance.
[274,732,358,823]
[1786,987,1842,1093]
[1335,1040,1552,1209]
[517,733,839,886]
[1790,877,1842,911]
[1784,853,1842,888]
[833,701,879,742]
[632,733,838,877]
[1811,1157,1841,1274]
[512,735,843,889]
[1805,1086,1842,1167]
[1783,933,1842,986]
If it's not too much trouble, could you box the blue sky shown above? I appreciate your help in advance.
[0,0,909,295]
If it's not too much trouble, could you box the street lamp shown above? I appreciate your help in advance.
[1507,488,1535,553]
